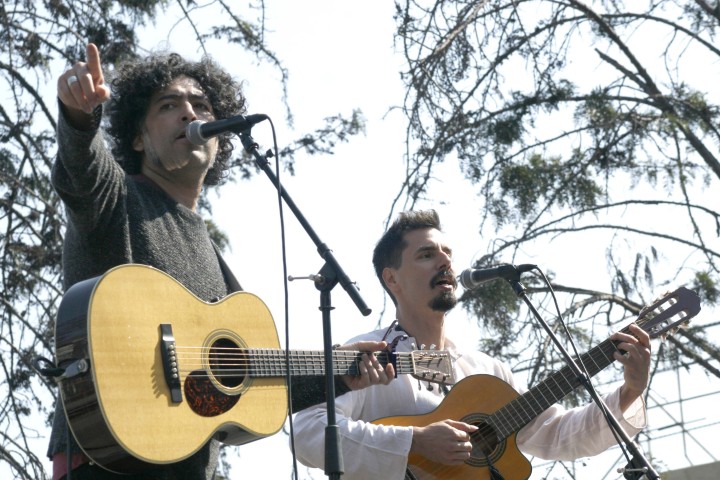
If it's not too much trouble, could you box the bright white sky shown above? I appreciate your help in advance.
[24,1,719,479]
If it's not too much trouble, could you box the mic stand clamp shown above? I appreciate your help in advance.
[619,455,649,480]
[505,275,659,480]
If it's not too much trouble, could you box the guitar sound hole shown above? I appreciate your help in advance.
[472,421,499,456]
[209,338,247,388]
[464,415,506,467]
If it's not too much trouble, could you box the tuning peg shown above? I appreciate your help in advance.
[429,344,436,350]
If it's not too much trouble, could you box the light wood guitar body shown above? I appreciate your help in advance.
[375,374,530,480]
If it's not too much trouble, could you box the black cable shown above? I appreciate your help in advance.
[32,356,64,378]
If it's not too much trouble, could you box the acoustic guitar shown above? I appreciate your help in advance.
[372,287,701,480]
[54,263,454,474]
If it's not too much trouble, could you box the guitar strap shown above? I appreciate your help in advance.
[212,241,243,293]
[383,320,451,396]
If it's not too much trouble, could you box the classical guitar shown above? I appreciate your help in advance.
[54,264,454,474]
[372,287,701,480]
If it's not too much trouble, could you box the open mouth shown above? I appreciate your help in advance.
[432,273,456,289]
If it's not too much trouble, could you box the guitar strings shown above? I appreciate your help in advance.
[488,336,625,436]
[489,295,692,436]
[164,348,451,381]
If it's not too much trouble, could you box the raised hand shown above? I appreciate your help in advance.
[611,323,651,410]
[57,43,111,128]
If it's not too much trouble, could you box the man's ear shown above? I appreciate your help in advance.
[382,267,397,293]
[132,133,144,152]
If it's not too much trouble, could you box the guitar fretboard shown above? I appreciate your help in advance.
[488,336,621,439]
[244,349,444,378]
[175,346,454,385]
[484,285,701,440]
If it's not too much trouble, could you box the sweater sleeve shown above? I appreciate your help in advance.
[289,376,351,413]
[51,102,126,235]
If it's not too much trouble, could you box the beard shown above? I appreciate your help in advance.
[140,127,216,173]
[429,291,458,312]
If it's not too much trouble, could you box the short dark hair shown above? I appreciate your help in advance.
[106,52,246,186]
[372,209,442,304]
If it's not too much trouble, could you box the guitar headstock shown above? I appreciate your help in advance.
[636,287,701,340]
[408,350,455,386]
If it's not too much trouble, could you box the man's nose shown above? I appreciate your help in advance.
[180,102,199,123]
[438,251,453,272]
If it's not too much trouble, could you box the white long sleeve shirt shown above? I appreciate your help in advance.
[292,327,646,480]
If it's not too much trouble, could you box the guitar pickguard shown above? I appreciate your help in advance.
[185,371,241,417]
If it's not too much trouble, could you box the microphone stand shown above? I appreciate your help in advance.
[504,273,659,480]
[240,130,371,480]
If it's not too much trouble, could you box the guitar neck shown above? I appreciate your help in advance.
[245,349,417,377]
[489,335,621,439]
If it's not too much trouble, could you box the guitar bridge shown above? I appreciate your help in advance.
[160,324,182,403]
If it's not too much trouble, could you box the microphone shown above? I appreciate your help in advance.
[186,114,268,145]
[459,263,536,289]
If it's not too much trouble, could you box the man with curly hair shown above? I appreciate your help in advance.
[48,43,393,480]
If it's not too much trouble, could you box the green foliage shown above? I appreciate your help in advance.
[460,278,524,357]
[205,219,230,253]
[487,112,525,146]
[495,152,602,223]
[692,270,719,306]
[671,83,720,135]
[228,109,367,180]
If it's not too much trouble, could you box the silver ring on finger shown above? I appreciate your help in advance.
[67,75,78,87]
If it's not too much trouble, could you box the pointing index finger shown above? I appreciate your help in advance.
[86,43,104,87]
